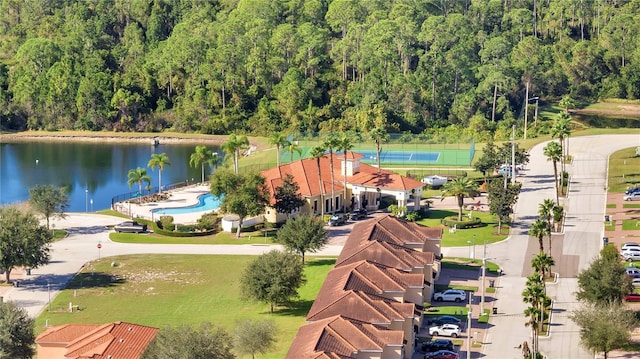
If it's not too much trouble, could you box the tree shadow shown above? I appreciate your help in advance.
[306,259,336,267]
[273,299,315,317]
[65,272,126,289]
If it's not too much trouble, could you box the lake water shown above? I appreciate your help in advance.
[0,141,221,212]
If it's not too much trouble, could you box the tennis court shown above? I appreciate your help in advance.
[357,150,440,164]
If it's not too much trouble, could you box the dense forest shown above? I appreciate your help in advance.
[0,0,638,141]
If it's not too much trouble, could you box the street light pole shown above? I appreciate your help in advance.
[467,295,472,359]
[47,281,51,312]
[481,258,486,314]
[524,80,530,140]
[85,188,89,212]
[90,199,93,212]
[511,125,516,184]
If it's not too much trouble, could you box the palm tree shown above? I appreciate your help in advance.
[269,132,290,167]
[323,134,340,213]
[337,134,353,214]
[531,252,555,279]
[551,112,573,194]
[369,126,389,174]
[310,146,326,218]
[127,167,151,204]
[441,177,478,221]
[529,218,550,253]
[222,134,249,174]
[558,95,574,114]
[538,199,555,249]
[543,141,562,205]
[147,153,171,193]
[286,141,302,163]
[190,145,214,183]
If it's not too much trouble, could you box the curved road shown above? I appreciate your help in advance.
[4,134,639,359]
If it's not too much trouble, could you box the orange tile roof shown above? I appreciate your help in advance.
[286,315,403,359]
[335,236,433,272]
[306,289,415,323]
[323,260,424,297]
[37,322,158,359]
[261,151,424,204]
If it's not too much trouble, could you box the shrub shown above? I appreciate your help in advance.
[159,216,174,230]
[441,216,482,229]
[405,211,421,222]
[197,213,220,231]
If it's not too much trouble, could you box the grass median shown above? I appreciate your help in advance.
[35,254,336,359]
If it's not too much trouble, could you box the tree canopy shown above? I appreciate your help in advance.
[28,184,70,229]
[276,214,328,264]
[0,205,52,283]
[233,319,277,359]
[576,248,631,306]
[0,301,35,359]
[240,250,306,313]
[1,1,638,139]
[570,303,637,359]
[142,322,235,359]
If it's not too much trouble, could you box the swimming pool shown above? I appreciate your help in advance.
[151,193,221,215]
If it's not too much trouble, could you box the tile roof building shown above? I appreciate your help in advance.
[35,321,158,359]
[287,215,443,359]
[261,151,424,223]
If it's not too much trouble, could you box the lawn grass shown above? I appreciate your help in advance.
[35,254,335,359]
[109,230,277,245]
[608,148,640,193]
[623,220,640,231]
[416,210,509,247]
[607,204,616,208]
[442,257,500,273]
[434,284,478,292]
[624,203,640,209]
[605,221,616,232]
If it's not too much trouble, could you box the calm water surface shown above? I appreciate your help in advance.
[0,141,221,212]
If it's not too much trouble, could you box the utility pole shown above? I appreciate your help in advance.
[524,80,530,140]
[511,125,516,184]
[480,241,487,313]
[467,295,472,359]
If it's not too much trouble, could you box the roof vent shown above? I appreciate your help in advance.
[119,338,124,343]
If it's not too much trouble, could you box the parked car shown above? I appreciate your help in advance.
[625,267,640,278]
[632,278,640,287]
[624,293,640,302]
[422,339,454,352]
[348,208,368,220]
[497,166,519,177]
[624,193,640,201]
[425,350,459,359]
[428,324,461,338]
[328,214,347,226]
[114,221,147,233]
[625,187,640,195]
[622,242,640,251]
[428,315,462,326]
[622,248,640,261]
[433,289,467,302]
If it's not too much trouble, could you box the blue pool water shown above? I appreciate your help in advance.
[357,150,440,163]
[151,194,221,215]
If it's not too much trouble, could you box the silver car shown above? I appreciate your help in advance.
[624,193,640,201]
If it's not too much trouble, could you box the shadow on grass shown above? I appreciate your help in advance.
[306,259,336,267]
[273,299,315,317]
[66,272,126,289]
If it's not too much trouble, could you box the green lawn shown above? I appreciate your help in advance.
[608,148,640,193]
[109,231,277,245]
[35,255,335,359]
[623,203,640,209]
[417,209,509,247]
[606,204,616,208]
[622,220,640,231]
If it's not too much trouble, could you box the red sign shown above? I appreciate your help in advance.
[97,243,102,249]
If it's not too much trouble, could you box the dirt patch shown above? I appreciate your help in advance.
[571,102,640,118]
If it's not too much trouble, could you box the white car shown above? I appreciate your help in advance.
[632,278,640,287]
[433,289,467,302]
[624,193,640,201]
[428,324,461,338]
[622,242,640,251]
[622,248,640,261]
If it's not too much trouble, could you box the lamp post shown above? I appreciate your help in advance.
[531,96,540,127]
[85,188,89,212]
[90,199,93,212]
[467,295,472,359]
[47,280,51,312]
[473,234,477,261]
[467,240,472,259]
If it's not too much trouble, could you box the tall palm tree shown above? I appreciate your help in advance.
[221,134,249,174]
[529,218,550,253]
[323,134,340,213]
[531,252,555,279]
[127,167,151,204]
[369,126,389,174]
[441,177,478,221]
[538,199,556,249]
[190,145,214,183]
[337,134,353,214]
[269,132,290,167]
[543,141,563,205]
[551,112,573,194]
[310,146,326,218]
[286,141,302,163]
[147,153,171,193]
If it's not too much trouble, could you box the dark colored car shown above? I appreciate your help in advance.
[625,187,640,195]
[624,293,640,302]
[425,350,458,359]
[428,315,462,326]
[422,339,454,352]
[349,208,368,220]
[114,221,147,233]
[328,214,347,226]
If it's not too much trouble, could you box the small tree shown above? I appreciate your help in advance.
[543,141,562,205]
[487,177,522,233]
[240,250,306,313]
[474,139,499,179]
[576,251,631,305]
[221,134,249,174]
[276,214,328,264]
[127,167,151,203]
[234,319,277,359]
[570,302,637,359]
[29,184,70,229]
[269,131,290,167]
[531,252,555,279]
[148,153,171,193]
[190,145,218,183]
[0,301,35,359]
[441,177,478,221]
[142,322,235,359]
[210,170,270,238]
[0,205,53,282]
[529,219,550,254]
[274,174,305,219]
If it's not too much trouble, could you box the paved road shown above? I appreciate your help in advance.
[442,134,639,358]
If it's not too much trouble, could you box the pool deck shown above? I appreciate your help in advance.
[113,184,214,224]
